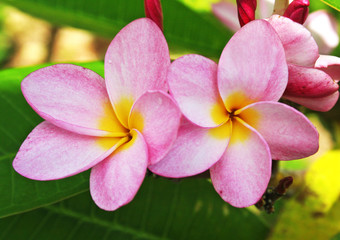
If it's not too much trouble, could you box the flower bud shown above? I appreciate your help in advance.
[283,0,309,24]
[236,0,257,27]
[144,0,163,31]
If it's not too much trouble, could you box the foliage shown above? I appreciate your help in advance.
[1,0,340,239]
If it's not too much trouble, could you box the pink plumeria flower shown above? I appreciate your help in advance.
[13,18,181,211]
[213,0,339,54]
[212,0,339,54]
[149,20,319,207]
[213,0,340,111]
[268,15,339,111]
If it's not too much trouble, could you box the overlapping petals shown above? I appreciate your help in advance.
[151,20,319,207]
[267,15,318,67]
[149,119,231,177]
[167,55,227,127]
[14,18,181,211]
[268,15,339,111]
[285,64,338,98]
[213,0,339,54]
[316,55,340,82]
[21,64,127,137]
[239,102,319,160]
[90,130,148,211]
[212,1,339,112]
[105,18,170,127]
[284,92,340,112]
[129,91,181,165]
[218,19,287,109]
[13,122,124,180]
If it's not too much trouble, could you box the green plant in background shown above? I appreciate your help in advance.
[1,0,340,239]
[0,4,13,67]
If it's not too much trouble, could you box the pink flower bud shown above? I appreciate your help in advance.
[283,0,309,24]
[236,0,257,27]
[144,0,163,31]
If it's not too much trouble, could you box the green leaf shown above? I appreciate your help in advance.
[331,232,340,240]
[0,178,270,239]
[320,0,340,11]
[269,151,340,240]
[0,62,103,218]
[2,0,231,59]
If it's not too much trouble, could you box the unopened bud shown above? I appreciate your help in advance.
[236,0,257,27]
[144,0,163,31]
[283,0,309,24]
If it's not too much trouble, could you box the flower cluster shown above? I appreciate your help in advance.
[14,0,336,210]
[213,0,340,111]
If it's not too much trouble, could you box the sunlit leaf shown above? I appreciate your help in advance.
[269,150,340,240]
[305,150,340,212]
[178,0,220,12]
[321,0,340,11]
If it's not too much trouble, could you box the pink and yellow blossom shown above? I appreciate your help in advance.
[13,18,181,211]
[212,0,340,111]
[149,20,319,207]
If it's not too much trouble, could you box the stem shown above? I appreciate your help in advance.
[273,0,289,15]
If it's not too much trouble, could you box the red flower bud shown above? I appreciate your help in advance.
[236,0,257,27]
[283,0,309,24]
[144,0,163,31]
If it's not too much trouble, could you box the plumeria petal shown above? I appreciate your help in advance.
[168,54,228,127]
[13,122,126,180]
[238,101,319,160]
[90,129,148,211]
[284,91,339,112]
[212,2,241,32]
[268,15,319,67]
[149,118,231,178]
[21,64,127,137]
[105,18,170,127]
[315,55,340,82]
[210,119,272,208]
[284,64,338,98]
[304,10,339,54]
[218,19,287,111]
[129,91,181,165]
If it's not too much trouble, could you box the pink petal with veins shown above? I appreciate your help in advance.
[90,129,148,211]
[129,91,181,165]
[210,120,271,208]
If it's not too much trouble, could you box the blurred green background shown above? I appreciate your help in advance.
[1,0,340,239]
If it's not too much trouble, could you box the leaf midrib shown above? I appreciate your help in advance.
[44,204,170,240]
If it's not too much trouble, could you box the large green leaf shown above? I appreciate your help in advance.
[0,177,270,239]
[0,62,103,218]
[321,0,340,11]
[2,0,231,59]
